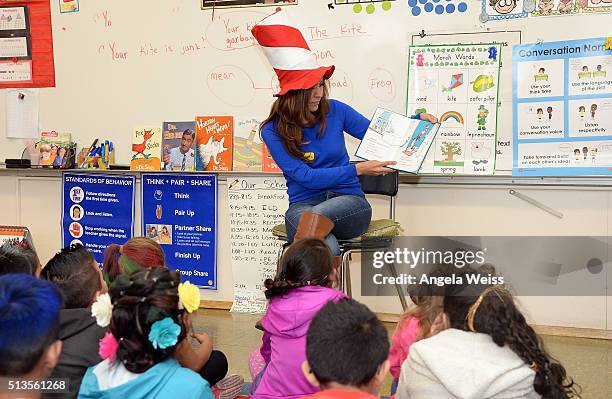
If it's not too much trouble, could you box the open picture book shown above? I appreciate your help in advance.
[355,108,440,174]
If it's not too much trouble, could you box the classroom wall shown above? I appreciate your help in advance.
[1,170,609,330]
[0,1,610,331]
[0,1,611,172]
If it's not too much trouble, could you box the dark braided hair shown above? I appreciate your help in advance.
[264,239,333,299]
[445,266,581,399]
[109,267,186,373]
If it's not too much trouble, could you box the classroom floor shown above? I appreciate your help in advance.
[193,309,611,398]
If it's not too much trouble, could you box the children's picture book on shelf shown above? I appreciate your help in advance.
[355,108,440,174]
[233,119,263,172]
[131,127,162,171]
[262,143,281,172]
[162,121,196,172]
[0,226,35,249]
[37,131,72,168]
[195,116,233,172]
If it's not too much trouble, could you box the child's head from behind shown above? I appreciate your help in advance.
[0,240,41,277]
[442,265,579,399]
[0,274,63,378]
[404,282,445,339]
[103,237,165,284]
[264,238,332,299]
[41,243,107,309]
[109,267,185,373]
[303,298,389,394]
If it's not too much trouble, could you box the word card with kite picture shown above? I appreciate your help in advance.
[407,43,502,175]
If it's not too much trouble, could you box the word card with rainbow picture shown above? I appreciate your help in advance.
[407,43,502,174]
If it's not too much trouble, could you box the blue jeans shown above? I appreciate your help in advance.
[285,193,372,256]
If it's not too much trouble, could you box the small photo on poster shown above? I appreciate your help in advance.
[517,101,565,139]
[69,186,84,203]
[568,98,612,137]
[69,204,84,221]
[68,222,84,239]
[516,59,564,99]
[146,224,173,245]
[568,56,612,96]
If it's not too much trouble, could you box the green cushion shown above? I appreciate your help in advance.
[272,219,403,240]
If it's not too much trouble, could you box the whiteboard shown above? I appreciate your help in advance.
[0,0,610,176]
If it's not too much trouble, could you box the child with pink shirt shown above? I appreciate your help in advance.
[388,289,443,395]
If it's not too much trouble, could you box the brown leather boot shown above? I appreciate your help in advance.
[293,211,334,242]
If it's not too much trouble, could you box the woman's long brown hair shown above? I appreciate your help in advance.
[259,82,330,159]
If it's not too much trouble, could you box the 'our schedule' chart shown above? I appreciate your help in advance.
[513,37,612,176]
[228,176,288,313]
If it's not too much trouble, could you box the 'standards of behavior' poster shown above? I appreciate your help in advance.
[407,43,502,174]
[62,173,135,263]
[513,37,612,176]
[141,174,218,288]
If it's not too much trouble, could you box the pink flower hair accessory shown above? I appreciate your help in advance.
[99,332,119,362]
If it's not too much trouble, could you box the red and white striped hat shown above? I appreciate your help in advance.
[251,8,334,97]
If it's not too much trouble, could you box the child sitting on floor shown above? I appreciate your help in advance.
[0,274,64,399]
[301,298,390,399]
[78,267,213,399]
[102,237,166,284]
[250,238,346,399]
[101,237,238,395]
[0,239,41,276]
[396,265,581,399]
[41,244,108,398]
[388,271,444,395]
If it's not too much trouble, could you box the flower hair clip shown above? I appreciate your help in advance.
[99,332,119,362]
[91,293,113,327]
[178,281,200,313]
[149,317,181,349]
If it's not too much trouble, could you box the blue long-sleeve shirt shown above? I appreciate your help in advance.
[262,99,419,203]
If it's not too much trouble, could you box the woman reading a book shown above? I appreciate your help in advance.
[251,10,437,271]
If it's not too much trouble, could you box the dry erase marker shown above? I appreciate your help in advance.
[80,138,99,168]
